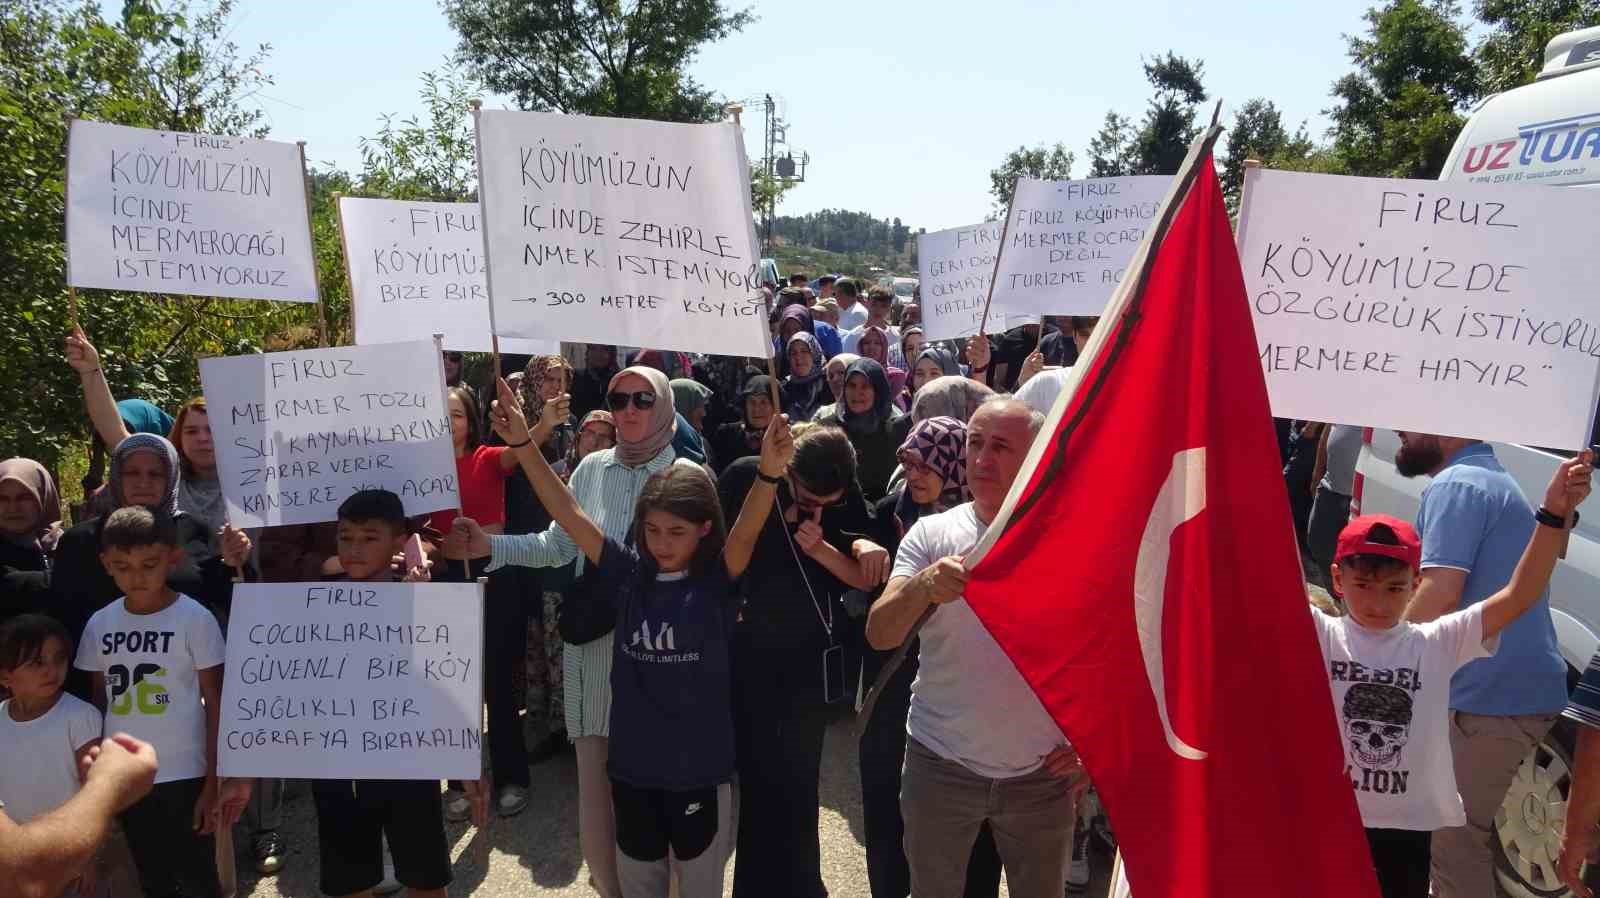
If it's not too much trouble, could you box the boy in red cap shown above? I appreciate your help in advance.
[1312,452,1592,898]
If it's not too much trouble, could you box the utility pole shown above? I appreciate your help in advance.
[757,93,808,254]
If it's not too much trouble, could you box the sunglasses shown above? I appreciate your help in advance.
[606,390,657,412]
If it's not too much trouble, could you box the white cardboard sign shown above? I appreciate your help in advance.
[989,175,1171,317]
[918,221,1036,341]
[1237,167,1600,448]
[475,110,768,356]
[66,119,318,302]
[340,197,558,355]
[218,581,483,780]
[199,340,460,528]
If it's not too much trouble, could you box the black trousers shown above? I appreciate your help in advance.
[447,558,530,788]
[732,632,830,898]
[1365,827,1431,898]
[859,644,1002,898]
[120,777,220,898]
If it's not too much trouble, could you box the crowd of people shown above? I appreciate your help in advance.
[4,271,1600,898]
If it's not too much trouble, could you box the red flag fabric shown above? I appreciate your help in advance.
[964,158,1378,898]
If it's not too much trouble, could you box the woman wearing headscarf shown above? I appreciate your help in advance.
[814,353,859,422]
[51,435,250,667]
[781,332,830,424]
[775,303,841,361]
[0,460,63,627]
[857,418,1003,898]
[451,366,686,898]
[816,359,911,503]
[854,325,909,410]
[900,345,962,411]
[709,375,776,476]
[670,378,713,437]
[909,374,995,425]
[899,326,927,371]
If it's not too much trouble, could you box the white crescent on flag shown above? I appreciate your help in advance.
[1133,447,1209,761]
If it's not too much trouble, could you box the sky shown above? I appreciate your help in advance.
[227,0,1382,232]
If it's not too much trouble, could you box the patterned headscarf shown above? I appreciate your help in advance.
[520,355,574,426]
[911,375,994,424]
[785,332,824,381]
[897,416,970,511]
[567,410,616,470]
[609,366,677,467]
[109,433,181,516]
[0,458,63,552]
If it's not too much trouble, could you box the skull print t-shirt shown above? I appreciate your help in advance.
[74,593,226,783]
[1310,603,1496,830]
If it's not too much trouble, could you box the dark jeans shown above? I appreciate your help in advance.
[1366,827,1431,898]
[859,644,1001,898]
[121,777,220,898]
[732,633,830,898]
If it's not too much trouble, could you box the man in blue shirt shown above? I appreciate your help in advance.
[1398,432,1568,898]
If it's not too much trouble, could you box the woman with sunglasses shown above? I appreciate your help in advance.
[858,417,1003,898]
[451,366,688,898]
[716,423,890,898]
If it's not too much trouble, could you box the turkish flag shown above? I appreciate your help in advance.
[964,155,1378,898]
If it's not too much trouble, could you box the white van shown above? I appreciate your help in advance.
[1355,25,1600,898]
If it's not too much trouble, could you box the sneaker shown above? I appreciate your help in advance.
[374,839,402,895]
[443,788,472,823]
[497,785,530,818]
[1066,822,1091,893]
[252,831,285,876]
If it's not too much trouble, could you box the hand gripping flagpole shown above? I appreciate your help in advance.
[858,103,1228,730]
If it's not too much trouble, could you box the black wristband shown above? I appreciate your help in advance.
[757,469,784,485]
[506,437,532,449]
[1536,506,1578,529]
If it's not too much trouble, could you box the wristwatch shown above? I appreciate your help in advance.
[1535,506,1579,529]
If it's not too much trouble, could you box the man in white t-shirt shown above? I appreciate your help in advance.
[842,285,905,368]
[868,397,1083,898]
[833,277,868,332]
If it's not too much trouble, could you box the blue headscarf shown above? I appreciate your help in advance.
[117,399,174,437]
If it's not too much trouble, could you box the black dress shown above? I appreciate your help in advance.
[719,457,873,898]
[0,539,53,628]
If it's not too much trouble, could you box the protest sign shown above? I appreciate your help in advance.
[340,197,558,355]
[474,109,768,357]
[66,119,318,302]
[1237,167,1600,448]
[218,581,483,780]
[917,221,1035,341]
[200,340,460,528]
[989,175,1170,317]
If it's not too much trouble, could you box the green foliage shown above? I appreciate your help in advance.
[356,65,478,202]
[1082,54,1209,178]
[0,0,288,476]
[1475,0,1600,93]
[1220,99,1314,207]
[1327,0,1480,178]
[442,0,753,123]
[987,143,1074,211]
[771,209,918,268]
[1088,111,1136,178]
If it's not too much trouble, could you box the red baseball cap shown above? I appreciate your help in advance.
[1335,514,1422,571]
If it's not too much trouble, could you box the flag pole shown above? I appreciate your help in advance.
[860,112,1229,729]
[296,141,329,348]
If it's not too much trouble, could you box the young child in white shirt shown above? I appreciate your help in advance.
[1311,452,1591,898]
[72,506,232,898]
[0,613,106,895]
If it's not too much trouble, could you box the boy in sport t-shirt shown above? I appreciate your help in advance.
[1308,451,1588,898]
[72,506,229,898]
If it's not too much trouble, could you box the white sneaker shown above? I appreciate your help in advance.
[374,838,402,895]
[1066,823,1091,893]
[443,788,472,823]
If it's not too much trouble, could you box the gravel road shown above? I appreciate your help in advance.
[223,715,1111,898]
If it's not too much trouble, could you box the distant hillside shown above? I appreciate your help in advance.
[766,208,924,281]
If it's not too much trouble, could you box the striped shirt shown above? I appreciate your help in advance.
[1564,649,1600,730]
[487,445,681,737]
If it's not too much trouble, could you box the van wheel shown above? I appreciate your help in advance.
[1494,718,1577,898]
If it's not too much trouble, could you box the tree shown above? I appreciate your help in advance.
[0,0,284,476]
[1327,0,1480,178]
[442,0,753,122]
[1475,0,1600,93]
[356,65,479,202]
[1220,99,1314,207]
[1132,53,1209,175]
[987,143,1075,211]
[1088,111,1136,178]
